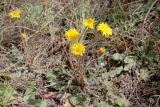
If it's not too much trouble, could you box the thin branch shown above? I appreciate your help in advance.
[141,0,158,43]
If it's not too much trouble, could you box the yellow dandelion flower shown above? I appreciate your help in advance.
[65,28,80,41]
[9,9,21,19]
[71,43,86,56]
[82,18,95,29]
[20,32,28,41]
[97,22,112,38]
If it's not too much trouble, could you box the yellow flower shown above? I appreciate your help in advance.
[20,32,28,41]
[97,22,112,38]
[82,18,95,29]
[9,9,21,19]
[65,28,80,41]
[71,43,86,56]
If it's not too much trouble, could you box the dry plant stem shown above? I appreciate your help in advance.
[77,57,84,76]
[122,36,129,52]
[110,0,144,10]
[68,53,74,70]
[26,38,36,72]
[13,26,38,32]
[141,0,158,43]
[79,28,87,43]
[63,44,74,70]
[63,0,72,12]
[63,0,77,23]
[73,57,86,88]
[21,39,28,67]
[43,0,49,16]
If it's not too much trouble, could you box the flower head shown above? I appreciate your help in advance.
[97,22,112,38]
[82,18,95,29]
[71,43,86,56]
[65,28,80,41]
[98,47,106,55]
[20,32,28,41]
[9,9,21,19]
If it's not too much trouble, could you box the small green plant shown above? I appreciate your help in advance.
[102,53,137,80]
[23,82,47,107]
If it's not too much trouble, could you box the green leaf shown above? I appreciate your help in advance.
[23,3,43,26]
[11,45,24,61]
[69,96,79,106]
[69,93,88,106]
[124,56,135,64]
[102,72,111,81]
[45,71,57,83]
[156,4,160,11]
[123,56,136,71]
[0,83,17,106]
[123,63,136,71]
[23,82,36,103]
[115,97,130,107]
[33,5,43,15]
[23,82,48,107]
[40,100,48,107]
[140,68,149,80]
[108,66,123,78]
[9,72,21,79]
[97,101,113,107]
[98,56,105,67]
[143,0,153,12]
[28,99,48,107]
[78,94,88,103]
[123,64,133,71]
[112,53,125,61]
